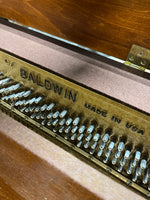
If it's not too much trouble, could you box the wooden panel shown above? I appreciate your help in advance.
[0,131,102,200]
[0,0,150,60]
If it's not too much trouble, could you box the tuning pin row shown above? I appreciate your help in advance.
[103,140,115,163]
[2,89,33,102]
[1,75,150,191]
[97,130,111,157]
[0,82,22,94]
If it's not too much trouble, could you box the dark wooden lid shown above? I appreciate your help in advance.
[0,0,149,60]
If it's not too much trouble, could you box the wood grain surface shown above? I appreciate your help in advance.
[0,131,102,200]
[0,0,150,60]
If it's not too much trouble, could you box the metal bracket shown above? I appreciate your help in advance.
[125,44,150,73]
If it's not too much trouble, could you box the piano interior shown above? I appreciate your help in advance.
[0,1,149,200]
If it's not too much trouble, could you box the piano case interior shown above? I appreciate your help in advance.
[0,1,150,200]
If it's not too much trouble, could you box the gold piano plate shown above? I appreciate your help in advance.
[0,49,150,198]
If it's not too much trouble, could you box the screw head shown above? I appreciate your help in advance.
[140,59,147,66]
[129,56,135,62]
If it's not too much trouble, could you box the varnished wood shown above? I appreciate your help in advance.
[0,131,102,200]
[0,0,150,60]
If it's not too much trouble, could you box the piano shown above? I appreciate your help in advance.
[0,1,149,200]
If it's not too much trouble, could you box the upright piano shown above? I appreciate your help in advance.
[0,1,149,200]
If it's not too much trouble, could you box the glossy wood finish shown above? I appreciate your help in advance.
[0,0,150,60]
[0,131,102,200]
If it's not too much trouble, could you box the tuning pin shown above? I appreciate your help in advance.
[115,151,121,159]
[35,106,41,112]
[97,149,103,157]
[41,119,47,126]
[65,126,71,134]
[41,113,47,119]
[59,110,68,118]
[118,143,130,167]
[131,159,137,168]
[77,141,82,148]
[127,163,133,174]
[73,117,80,126]
[71,126,78,134]
[91,141,98,150]
[124,149,131,159]
[85,133,92,141]
[52,119,59,126]
[66,117,73,125]
[105,141,115,159]
[133,159,147,180]
[79,125,86,134]
[103,156,109,164]
[135,150,141,161]
[143,166,150,184]
[29,107,35,112]
[140,159,147,170]
[120,157,126,167]
[102,133,110,143]
[47,119,53,126]
[0,77,12,85]
[53,111,60,119]
[87,125,95,134]
[118,141,125,151]
[53,126,60,133]
[46,103,55,111]
[20,106,26,112]
[84,141,90,149]
[35,96,44,104]
[77,133,84,141]
[93,133,100,142]
[41,104,48,111]
[132,172,138,182]
[71,133,77,141]
[112,157,118,165]
[26,97,36,105]
[25,107,30,113]
[23,90,33,98]
[108,141,115,151]
[114,141,125,159]
[59,126,65,133]
[117,165,123,172]
[89,148,95,155]
[99,141,106,150]
[59,118,66,126]
[31,113,37,119]
[36,113,42,120]
[105,149,111,159]
[131,151,141,167]
[136,166,142,176]
[64,131,71,140]
[47,112,53,119]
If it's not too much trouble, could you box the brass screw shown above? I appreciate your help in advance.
[138,51,144,56]
[140,59,147,66]
[129,56,134,62]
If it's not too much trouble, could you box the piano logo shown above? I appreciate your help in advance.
[20,68,78,103]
